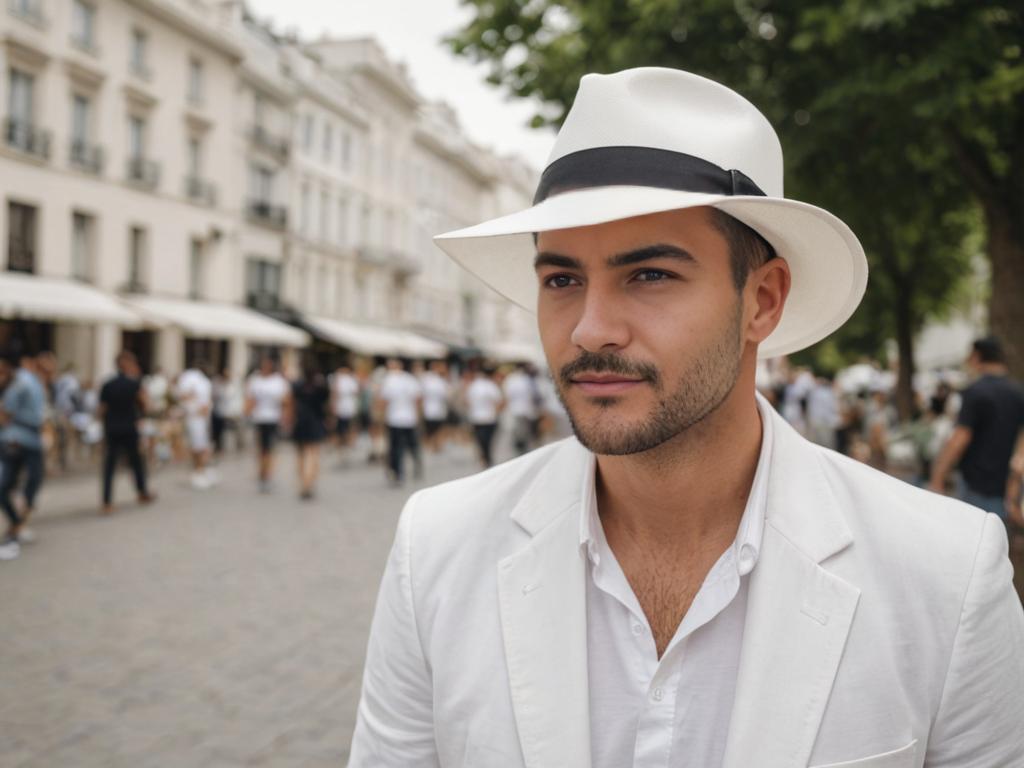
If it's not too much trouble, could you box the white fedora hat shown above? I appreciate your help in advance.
[434,67,867,359]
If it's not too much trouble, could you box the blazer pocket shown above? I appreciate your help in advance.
[809,739,917,768]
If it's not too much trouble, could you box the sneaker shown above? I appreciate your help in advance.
[0,540,20,560]
[17,527,35,544]
[191,473,211,490]
[138,492,157,505]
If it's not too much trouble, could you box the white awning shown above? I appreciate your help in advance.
[486,340,548,367]
[306,316,447,358]
[0,272,144,326]
[122,296,309,347]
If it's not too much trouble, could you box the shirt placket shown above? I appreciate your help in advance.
[632,639,682,768]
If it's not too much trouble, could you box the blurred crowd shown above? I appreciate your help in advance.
[2,335,1022,562]
[0,349,570,560]
[758,336,1024,529]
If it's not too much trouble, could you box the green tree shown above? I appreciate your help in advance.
[448,0,1022,407]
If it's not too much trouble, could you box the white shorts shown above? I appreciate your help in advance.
[186,416,210,452]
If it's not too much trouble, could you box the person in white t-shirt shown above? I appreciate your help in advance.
[245,356,291,493]
[176,362,215,489]
[330,363,360,450]
[376,359,423,485]
[420,360,451,453]
[466,365,504,468]
[503,363,541,456]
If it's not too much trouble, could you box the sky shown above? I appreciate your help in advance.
[247,0,556,171]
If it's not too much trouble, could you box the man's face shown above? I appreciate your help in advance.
[535,207,749,456]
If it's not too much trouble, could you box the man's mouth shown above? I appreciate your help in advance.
[570,374,646,396]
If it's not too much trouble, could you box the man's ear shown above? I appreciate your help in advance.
[744,258,791,345]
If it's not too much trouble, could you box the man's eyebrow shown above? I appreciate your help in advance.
[534,252,583,271]
[607,244,696,268]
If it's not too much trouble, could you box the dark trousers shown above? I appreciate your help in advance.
[473,423,498,467]
[1,445,44,527]
[103,432,148,505]
[387,426,421,481]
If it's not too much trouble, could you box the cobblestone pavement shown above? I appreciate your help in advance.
[0,436,500,768]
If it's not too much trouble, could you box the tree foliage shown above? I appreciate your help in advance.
[448,0,1024,400]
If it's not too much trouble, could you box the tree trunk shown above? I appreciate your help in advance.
[892,279,916,422]
[985,208,1024,379]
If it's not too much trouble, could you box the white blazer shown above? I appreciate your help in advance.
[349,406,1024,767]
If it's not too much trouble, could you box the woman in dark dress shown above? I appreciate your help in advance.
[287,361,330,500]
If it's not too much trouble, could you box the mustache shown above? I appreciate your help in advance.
[559,351,660,387]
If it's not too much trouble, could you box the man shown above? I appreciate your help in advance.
[376,359,422,486]
[330,362,360,453]
[98,350,156,514]
[244,356,290,493]
[503,362,540,455]
[176,361,215,489]
[350,68,1024,766]
[0,353,47,559]
[466,364,504,467]
[419,360,450,453]
[930,336,1024,518]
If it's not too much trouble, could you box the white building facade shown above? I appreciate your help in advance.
[0,1,540,382]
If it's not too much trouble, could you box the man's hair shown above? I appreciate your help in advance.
[972,336,1005,364]
[710,209,777,292]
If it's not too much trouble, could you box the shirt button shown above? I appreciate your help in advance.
[631,623,643,636]
[652,687,664,702]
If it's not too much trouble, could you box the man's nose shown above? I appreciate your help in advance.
[569,286,631,353]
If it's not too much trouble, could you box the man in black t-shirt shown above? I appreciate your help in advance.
[930,337,1024,519]
[99,351,156,514]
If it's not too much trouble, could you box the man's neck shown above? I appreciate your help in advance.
[594,389,764,555]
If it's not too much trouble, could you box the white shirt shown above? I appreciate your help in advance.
[332,372,360,418]
[584,398,773,768]
[177,369,212,418]
[466,377,503,425]
[420,372,450,421]
[246,372,290,424]
[379,370,422,428]
[503,370,538,419]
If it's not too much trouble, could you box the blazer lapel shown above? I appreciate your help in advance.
[723,411,861,768]
[498,440,592,768]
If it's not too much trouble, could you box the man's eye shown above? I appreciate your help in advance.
[633,269,671,282]
[543,274,579,289]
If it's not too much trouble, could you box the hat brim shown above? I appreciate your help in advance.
[434,185,867,359]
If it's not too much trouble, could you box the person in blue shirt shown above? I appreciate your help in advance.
[0,352,47,560]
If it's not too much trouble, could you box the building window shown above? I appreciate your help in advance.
[128,115,145,159]
[188,238,203,299]
[253,93,264,128]
[187,137,201,177]
[128,226,147,292]
[129,28,149,78]
[9,0,45,26]
[319,189,329,241]
[70,93,89,145]
[7,68,33,123]
[7,201,37,273]
[303,113,313,151]
[246,258,282,310]
[341,132,352,171]
[300,181,311,235]
[249,164,273,202]
[337,197,348,247]
[71,212,94,281]
[71,0,96,51]
[187,58,203,104]
[323,123,332,162]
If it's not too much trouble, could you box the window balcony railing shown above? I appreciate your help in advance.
[7,248,35,273]
[4,117,51,160]
[247,124,289,160]
[69,34,99,56]
[246,199,287,230]
[69,140,103,173]
[126,156,160,189]
[246,291,281,311]
[8,0,45,27]
[184,176,217,206]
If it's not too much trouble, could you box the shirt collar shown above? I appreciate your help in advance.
[579,392,774,577]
